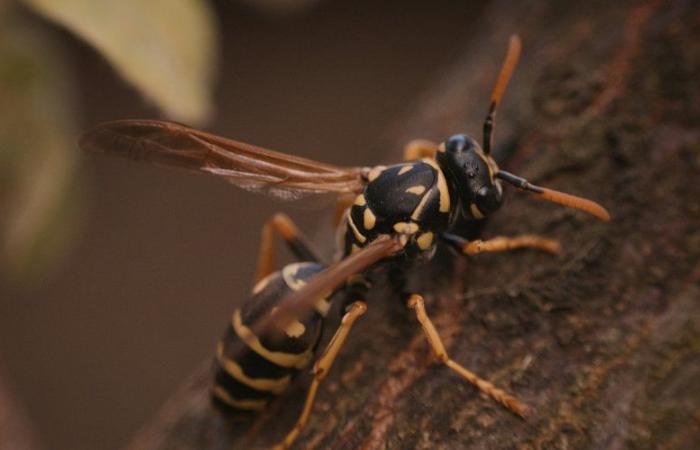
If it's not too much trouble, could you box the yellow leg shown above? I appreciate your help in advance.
[407,294,529,418]
[462,235,561,256]
[255,213,320,282]
[403,139,439,161]
[273,301,367,450]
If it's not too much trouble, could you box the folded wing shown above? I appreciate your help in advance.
[80,119,367,200]
[252,235,402,337]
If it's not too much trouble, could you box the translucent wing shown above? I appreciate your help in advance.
[79,119,367,200]
[251,235,402,337]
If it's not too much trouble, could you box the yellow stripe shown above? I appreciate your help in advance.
[398,165,413,175]
[470,203,485,219]
[251,272,275,294]
[216,342,291,394]
[212,385,267,411]
[368,165,386,181]
[233,309,313,369]
[411,188,432,221]
[475,147,497,178]
[347,213,367,243]
[363,208,376,230]
[423,158,450,213]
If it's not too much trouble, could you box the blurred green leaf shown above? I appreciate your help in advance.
[0,12,84,284]
[22,0,219,124]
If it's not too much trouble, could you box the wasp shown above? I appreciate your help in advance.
[80,36,610,449]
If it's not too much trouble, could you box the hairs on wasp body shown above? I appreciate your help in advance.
[80,35,610,449]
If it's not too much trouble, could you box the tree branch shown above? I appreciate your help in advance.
[125,0,700,448]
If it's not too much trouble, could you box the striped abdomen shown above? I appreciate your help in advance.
[212,262,331,413]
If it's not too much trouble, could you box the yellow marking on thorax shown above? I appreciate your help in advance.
[363,208,376,230]
[411,188,432,221]
[393,222,419,235]
[368,165,386,182]
[406,185,426,195]
[422,158,450,213]
[417,232,434,250]
[216,342,291,394]
[347,214,367,243]
[354,194,366,206]
[398,165,414,175]
[212,385,267,411]
[233,309,313,369]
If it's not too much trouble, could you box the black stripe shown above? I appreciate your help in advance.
[211,395,255,415]
[214,365,273,401]
[221,325,292,379]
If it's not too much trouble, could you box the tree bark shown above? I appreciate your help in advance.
[125,0,700,448]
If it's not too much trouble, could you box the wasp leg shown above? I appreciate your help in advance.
[274,301,367,450]
[442,233,560,256]
[407,294,528,417]
[403,139,439,161]
[255,213,322,282]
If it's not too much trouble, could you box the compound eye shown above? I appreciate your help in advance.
[475,186,502,215]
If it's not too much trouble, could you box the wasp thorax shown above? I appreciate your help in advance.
[436,134,503,220]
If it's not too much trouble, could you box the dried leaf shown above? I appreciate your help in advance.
[22,0,219,124]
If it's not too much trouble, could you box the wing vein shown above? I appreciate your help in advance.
[80,119,367,199]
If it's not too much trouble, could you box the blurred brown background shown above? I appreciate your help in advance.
[0,1,489,449]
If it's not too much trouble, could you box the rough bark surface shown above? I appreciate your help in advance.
[125,0,700,448]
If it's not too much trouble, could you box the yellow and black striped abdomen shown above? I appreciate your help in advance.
[212,262,330,413]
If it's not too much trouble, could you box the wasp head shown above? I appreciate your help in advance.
[436,134,503,221]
